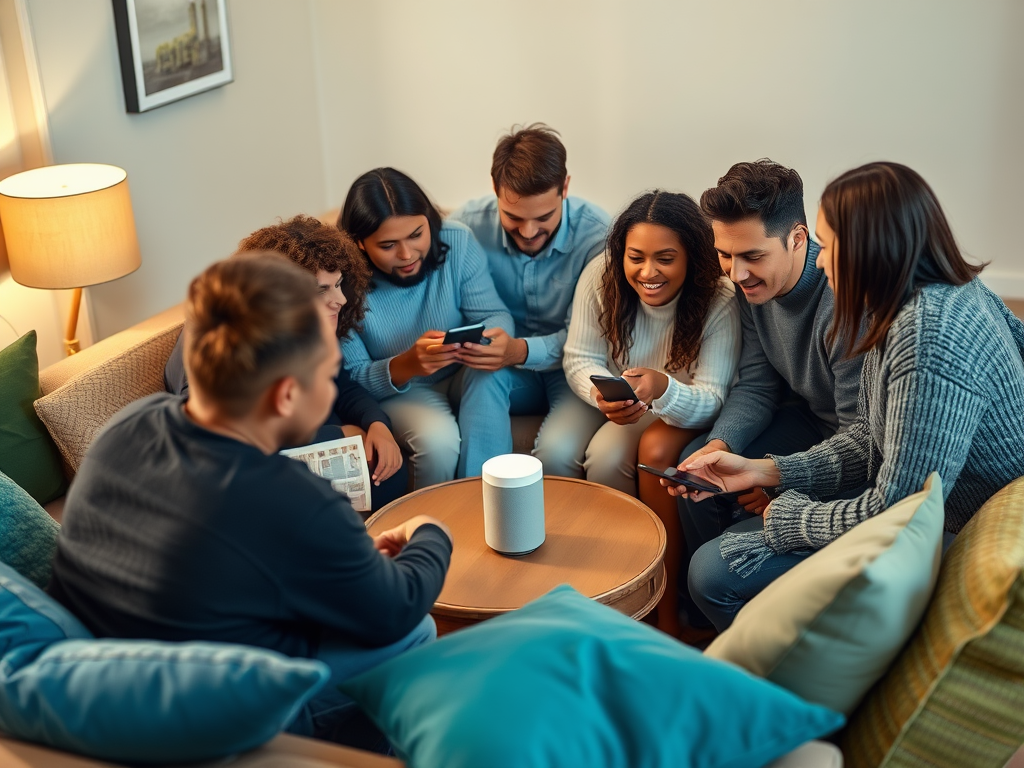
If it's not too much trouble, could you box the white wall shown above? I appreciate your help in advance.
[24,0,331,340]
[313,0,1024,298]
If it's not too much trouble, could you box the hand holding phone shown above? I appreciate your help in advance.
[637,464,723,494]
[443,323,491,346]
[589,374,638,403]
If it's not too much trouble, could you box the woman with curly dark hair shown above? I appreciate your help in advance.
[164,215,408,511]
[563,190,740,636]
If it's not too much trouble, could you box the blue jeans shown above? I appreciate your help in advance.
[503,368,607,478]
[381,367,532,486]
[287,615,436,749]
[677,402,828,627]
[688,516,813,631]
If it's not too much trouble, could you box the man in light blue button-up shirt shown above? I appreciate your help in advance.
[450,124,611,477]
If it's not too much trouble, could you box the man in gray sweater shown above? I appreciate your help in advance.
[673,159,864,628]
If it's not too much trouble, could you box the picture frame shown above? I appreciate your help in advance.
[112,0,233,113]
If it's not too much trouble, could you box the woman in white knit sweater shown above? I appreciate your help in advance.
[562,190,740,636]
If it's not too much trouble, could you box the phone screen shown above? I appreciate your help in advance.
[589,375,638,402]
[637,464,722,494]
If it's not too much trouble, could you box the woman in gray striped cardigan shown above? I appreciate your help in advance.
[674,161,1024,631]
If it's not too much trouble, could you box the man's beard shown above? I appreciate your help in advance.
[373,260,429,288]
[507,220,560,256]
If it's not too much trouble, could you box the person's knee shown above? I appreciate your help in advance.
[405,418,460,460]
[408,614,436,647]
[678,432,710,464]
[638,427,684,469]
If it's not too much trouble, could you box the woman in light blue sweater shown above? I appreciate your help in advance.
[677,162,1024,630]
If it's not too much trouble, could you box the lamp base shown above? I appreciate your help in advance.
[64,287,83,356]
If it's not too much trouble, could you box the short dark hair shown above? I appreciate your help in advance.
[490,123,567,198]
[184,252,324,417]
[820,161,985,356]
[237,215,370,339]
[600,191,721,373]
[700,159,806,243]
[339,167,448,276]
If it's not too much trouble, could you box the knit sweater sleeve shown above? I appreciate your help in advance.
[653,281,740,429]
[340,327,409,401]
[706,295,787,452]
[765,321,988,551]
[562,256,612,405]
[450,224,515,336]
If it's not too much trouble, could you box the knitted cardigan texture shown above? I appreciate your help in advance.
[721,278,1024,576]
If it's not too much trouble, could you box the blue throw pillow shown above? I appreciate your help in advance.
[0,469,61,588]
[0,561,329,763]
[341,585,844,768]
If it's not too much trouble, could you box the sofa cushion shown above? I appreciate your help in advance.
[705,473,944,716]
[341,584,844,768]
[843,476,1024,768]
[0,332,67,504]
[33,322,181,475]
[0,561,329,763]
[0,469,60,589]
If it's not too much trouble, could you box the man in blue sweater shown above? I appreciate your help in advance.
[50,254,452,746]
[669,159,864,631]
[449,124,611,477]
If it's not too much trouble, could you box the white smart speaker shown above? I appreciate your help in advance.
[481,454,545,556]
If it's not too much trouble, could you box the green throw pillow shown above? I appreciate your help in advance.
[0,469,60,588]
[0,332,67,504]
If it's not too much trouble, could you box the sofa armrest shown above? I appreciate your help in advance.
[39,304,184,397]
[34,304,184,479]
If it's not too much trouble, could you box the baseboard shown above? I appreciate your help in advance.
[980,269,1024,300]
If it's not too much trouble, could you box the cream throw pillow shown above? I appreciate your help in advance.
[705,472,945,715]
[33,326,180,475]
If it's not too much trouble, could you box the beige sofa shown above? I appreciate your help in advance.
[5,305,1023,768]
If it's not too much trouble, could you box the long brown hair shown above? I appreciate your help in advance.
[238,215,370,340]
[599,191,721,372]
[820,162,985,355]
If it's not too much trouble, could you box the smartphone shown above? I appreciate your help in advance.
[589,374,638,403]
[442,323,491,346]
[637,464,723,494]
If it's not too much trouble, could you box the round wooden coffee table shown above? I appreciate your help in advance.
[365,476,666,635]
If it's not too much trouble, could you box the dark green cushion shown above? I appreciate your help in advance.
[0,332,67,505]
[0,469,59,588]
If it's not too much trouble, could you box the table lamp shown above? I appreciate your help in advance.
[0,163,141,355]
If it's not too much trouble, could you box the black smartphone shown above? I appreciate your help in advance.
[637,464,723,494]
[442,323,491,345]
[589,374,638,402]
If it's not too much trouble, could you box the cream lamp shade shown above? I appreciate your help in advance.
[0,163,141,289]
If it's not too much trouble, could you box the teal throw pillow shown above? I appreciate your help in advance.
[0,469,60,588]
[0,332,67,504]
[0,561,329,763]
[341,585,844,768]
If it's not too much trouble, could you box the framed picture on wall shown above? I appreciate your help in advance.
[112,0,233,113]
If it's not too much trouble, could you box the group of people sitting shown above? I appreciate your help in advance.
[45,124,1024,748]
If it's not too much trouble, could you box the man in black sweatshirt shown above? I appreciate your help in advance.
[49,253,452,746]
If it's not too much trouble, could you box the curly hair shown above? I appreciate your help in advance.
[599,191,721,373]
[185,252,323,417]
[237,215,370,339]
